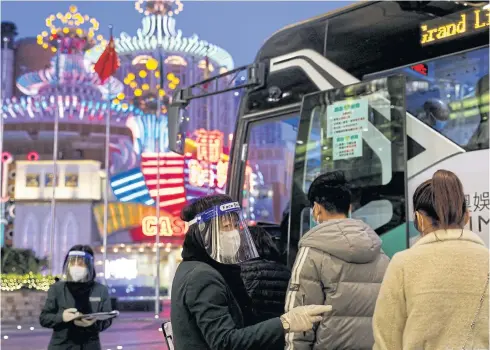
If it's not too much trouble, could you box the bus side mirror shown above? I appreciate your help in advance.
[168,90,189,155]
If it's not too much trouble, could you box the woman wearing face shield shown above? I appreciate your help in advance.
[40,245,113,350]
[171,194,331,350]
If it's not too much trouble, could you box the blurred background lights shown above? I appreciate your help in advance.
[40,4,106,54]
[135,0,184,17]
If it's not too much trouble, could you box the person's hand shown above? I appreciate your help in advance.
[62,308,79,323]
[280,305,332,332]
[74,317,96,328]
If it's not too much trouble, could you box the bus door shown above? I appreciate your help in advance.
[286,75,409,267]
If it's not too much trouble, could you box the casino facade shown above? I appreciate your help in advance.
[1,1,260,300]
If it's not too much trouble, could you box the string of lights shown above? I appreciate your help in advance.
[0,272,56,292]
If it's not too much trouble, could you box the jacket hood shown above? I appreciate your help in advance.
[299,218,382,263]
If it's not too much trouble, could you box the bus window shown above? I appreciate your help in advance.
[241,115,300,224]
[366,47,489,150]
[288,75,408,264]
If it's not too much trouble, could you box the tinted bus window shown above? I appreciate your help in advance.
[366,47,489,151]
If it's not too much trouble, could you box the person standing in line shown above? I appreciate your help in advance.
[373,169,489,349]
[40,245,113,350]
[285,171,389,350]
[240,225,291,323]
[170,194,332,350]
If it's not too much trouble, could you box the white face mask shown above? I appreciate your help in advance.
[69,266,88,282]
[220,229,241,259]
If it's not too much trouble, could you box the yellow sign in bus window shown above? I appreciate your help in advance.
[420,8,489,46]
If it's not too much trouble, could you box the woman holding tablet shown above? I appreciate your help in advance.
[40,245,113,350]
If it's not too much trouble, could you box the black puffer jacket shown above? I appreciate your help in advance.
[171,223,285,350]
[240,258,291,323]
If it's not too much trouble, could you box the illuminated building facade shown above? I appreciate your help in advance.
[1,5,142,275]
[1,1,246,299]
[86,0,237,150]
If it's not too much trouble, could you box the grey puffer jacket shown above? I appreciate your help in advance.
[285,219,389,350]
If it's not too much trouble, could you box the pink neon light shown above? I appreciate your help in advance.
[1,152,12,163]
[27,151,40,161]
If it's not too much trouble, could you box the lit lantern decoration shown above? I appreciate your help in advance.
[115,56,181,115]
[39,5,105,55]
[26,152,40,161]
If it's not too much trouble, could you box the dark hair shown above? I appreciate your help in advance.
[62,244,96,279]
[307,170,351,216]
[248,226,281,262]
[181,194,234,222]
[181,194,234,253]
[413,169,466,228]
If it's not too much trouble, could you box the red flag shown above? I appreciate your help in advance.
[94,36,119,84]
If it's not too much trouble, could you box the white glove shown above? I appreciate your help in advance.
[74,317,96,328]
[62,308,79,323]
[280,305,332,333]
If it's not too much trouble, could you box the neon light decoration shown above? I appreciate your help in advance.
[141,215,187,237]
[26,152,40,161]
[3,6,141,127]
[126,114,169,154]
[103,131,262,240]
[140,152,187,216]
[1,153,13,203]
[165,55,187,66]
[93,202,155,236]
[16,54,122,98]
[1,152,12,163]
[39,5,106,54]
[1,95,137,126]
[135,0,183,17]
[110,168,154,205]
[85,0,234,71]
[184,129,228,200]
[115,57,180,115]
[110,139,141,175]
[92,202,186,243]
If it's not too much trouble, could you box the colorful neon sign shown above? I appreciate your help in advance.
[420,8,489,46]
[141,215,187,237]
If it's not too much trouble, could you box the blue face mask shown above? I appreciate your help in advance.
[434,119,448,131]
[309,208,317,229]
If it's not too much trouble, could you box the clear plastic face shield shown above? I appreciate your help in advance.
[63,251,95,283]
[188,202,259,264]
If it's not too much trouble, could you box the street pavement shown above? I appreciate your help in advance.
[1,312,170,350]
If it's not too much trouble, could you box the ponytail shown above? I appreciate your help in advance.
[413,169,466,229]
[431,170,466,227]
